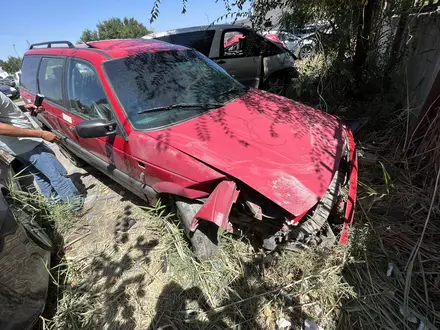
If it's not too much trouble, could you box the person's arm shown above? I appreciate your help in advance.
[0,123,60,143]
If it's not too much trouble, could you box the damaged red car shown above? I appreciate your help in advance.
[20,39,358,260]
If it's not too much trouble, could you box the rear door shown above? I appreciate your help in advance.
[20,55,41,102]
[214,28,262,87]
[37,56,69,138]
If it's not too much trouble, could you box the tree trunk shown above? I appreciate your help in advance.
[382,13,409,91]
[353,0,379,83]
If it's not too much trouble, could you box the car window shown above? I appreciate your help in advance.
[66,59,113,121]
[103,49,247,130]
[169,31,215,56]
[21,56,41,93]
[38,57,64,106]
[222,30,261,58]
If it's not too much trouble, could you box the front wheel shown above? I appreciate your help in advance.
[299,45,315,59]
[174,199,219,261]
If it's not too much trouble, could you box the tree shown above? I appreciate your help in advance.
[0,56,22,74]
[79,17,152,43]
[149,0,408,81]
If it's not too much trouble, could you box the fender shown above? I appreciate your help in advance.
[191,180,240,231]
[153,181,210,199]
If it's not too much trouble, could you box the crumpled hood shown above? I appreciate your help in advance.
[148,89,346,216]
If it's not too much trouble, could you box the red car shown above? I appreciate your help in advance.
[20,39,357,260]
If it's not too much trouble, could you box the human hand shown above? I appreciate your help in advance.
[24,103,45,114]
[40,131,60,144]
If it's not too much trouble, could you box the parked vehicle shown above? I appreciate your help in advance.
[265,23,335,60]
[0,75,17,87]
[20,39,358,260]
[264,31,317,59]
[0,153,52,330]
[144,25,299,95]
[0,84,19,99]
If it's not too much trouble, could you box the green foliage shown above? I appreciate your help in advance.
[79,17,152,43]
[0,56,22,74]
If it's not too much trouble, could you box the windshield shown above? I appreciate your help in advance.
[103,49,246,130]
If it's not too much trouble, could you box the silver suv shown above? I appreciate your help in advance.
[144,24,298,95]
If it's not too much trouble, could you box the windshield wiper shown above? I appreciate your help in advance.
[138,103,223,115]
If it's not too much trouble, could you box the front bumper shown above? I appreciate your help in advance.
[339,128,358,244]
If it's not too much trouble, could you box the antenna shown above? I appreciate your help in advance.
[13,44,20,57]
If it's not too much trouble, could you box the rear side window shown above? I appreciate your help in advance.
[169,31,215,56]
[38,57,65,106]
[21,56,41,93]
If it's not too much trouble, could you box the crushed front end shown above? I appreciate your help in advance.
[226,126,358,250]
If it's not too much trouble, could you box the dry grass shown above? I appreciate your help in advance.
[9,55,437,329]
[26,102,439,329]
[337,102,440,329]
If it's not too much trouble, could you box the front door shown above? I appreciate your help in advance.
[62,58,133,176]
[215,29,262,88]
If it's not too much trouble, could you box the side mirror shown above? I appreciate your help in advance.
[75,118,117,139]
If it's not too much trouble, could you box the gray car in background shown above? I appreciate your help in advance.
[0,84,19,100]
[144,24,299,96]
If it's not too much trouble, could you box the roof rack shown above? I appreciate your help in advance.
[29,41,75,49]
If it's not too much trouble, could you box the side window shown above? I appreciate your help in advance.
[221,30,261,58]
[21,56,41,93]
[170,31,215,56]
[38,57,64,106]
[155,35,172,43]
[66,59,113,121]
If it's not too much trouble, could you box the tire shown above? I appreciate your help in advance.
[0,175,55,252]
[58,145,86,168]
[175,199,219,261]
[11,204,55,252]
[263,73,289,96]
[299,45,315,59]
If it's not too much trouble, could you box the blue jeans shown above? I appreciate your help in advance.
[16,143,82,207]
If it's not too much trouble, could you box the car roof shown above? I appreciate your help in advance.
[24,39,187,59]
[143,24,249,39]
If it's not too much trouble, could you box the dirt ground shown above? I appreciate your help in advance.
[49,144,173,329]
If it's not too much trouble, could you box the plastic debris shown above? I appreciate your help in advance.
[386,262,393,276]
[276,318,292,329]
[305,319,324,330]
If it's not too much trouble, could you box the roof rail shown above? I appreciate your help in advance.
[29,41,75,49]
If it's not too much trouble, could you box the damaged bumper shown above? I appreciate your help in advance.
[339,128,358,244]
[189,127,358,248]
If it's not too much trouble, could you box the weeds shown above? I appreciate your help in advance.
[8,52,438,329]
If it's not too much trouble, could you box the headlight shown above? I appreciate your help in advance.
[9,87,16,92]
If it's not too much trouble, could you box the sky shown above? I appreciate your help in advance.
[0,0,250,61]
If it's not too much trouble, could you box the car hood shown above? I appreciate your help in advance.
[147,89,346,216]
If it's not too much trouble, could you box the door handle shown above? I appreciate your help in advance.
[216,60,226,64]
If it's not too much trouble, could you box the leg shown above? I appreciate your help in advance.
[26,165,55,199]
[16,143,81,203]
